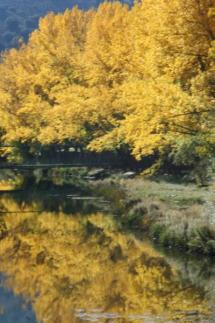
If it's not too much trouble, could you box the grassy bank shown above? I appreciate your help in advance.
[1,168,215,256]
[103,176,215,256]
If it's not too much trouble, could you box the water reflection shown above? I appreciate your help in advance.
[0,190,213,322]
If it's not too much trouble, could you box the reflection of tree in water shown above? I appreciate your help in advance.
[0,171,127,217]
[0,202,211,322]
[160,247,215,309]
[0,186,113,216]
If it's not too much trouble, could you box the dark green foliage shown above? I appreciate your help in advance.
[151,223,215,255]
[169,137,213,185]
[188,227,215,255]
[150,223,165,239]
[125,202,148,229]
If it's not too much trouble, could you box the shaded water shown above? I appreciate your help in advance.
[0,180,214,322]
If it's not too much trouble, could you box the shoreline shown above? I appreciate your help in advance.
[92,174,215,256]
[1,167,215,256]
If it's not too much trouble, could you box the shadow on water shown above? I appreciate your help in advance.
[155,244,215,301]
[0,174,214,322]
[0,169,126,216]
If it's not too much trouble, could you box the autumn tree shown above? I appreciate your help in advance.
[90,0,215,176]
[0,7,94,160]
[0,0,215,177]
[83,2,132,150]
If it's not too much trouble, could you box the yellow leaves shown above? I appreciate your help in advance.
[0,7,94,147]
[88,128,122,152]
[85,2,131,87]
[85,0,215,160]
[129,0,214,81]
[37,85,90,144]
[88,76,210,158]
[0,0,214,163]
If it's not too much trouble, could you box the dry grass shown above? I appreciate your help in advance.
[118,176,215,255]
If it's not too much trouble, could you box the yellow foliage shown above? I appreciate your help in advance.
[85,2,131,87]
[0,0,214,162]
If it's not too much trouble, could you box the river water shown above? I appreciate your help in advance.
[0,180,214,322]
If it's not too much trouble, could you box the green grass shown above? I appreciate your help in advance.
[120,177,214,207]
[117,176,215,255]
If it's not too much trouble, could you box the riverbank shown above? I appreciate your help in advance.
[1,167,215,256]
[93,174,215,256]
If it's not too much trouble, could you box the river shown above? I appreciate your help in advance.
[0,178,214,322]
